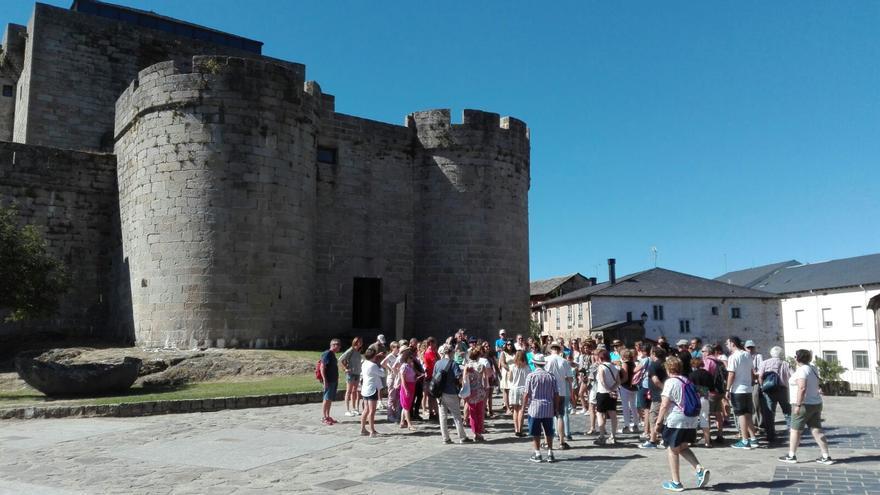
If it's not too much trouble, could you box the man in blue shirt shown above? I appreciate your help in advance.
[319,338,341,425]
[495,329,507,356]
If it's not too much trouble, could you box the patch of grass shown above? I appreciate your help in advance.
[261,350,323,361]
[0,374,340,408]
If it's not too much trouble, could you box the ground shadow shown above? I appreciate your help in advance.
[708,479,799,492]
[838,454,880,464]
[562,454,646,462]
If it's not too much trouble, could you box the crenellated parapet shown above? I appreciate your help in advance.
[408,108,530,339]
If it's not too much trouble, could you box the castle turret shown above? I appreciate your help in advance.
[408,109,530,339]
[114,56,321,348]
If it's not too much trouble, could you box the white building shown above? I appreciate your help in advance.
[717,253,880,394]
[534,267,781,350]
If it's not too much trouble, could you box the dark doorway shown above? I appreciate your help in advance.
[353,278,382,329]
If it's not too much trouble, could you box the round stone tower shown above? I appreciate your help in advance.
[114,56,321,348]
[408,109,530,339]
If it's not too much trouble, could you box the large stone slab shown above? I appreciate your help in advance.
[0,418,149,450]
[115,428,353,471]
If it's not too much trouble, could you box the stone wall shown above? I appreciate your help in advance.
[0,23,26,141]
[409,109,531,340]
[14,3,301,151]
[0,141,122,339]
[115,56,321,349]
[314,108,415,340]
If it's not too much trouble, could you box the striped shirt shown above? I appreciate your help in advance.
[524,367,558,419]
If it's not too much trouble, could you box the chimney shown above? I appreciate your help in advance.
[589,277,597,286]
[608,258,616,285]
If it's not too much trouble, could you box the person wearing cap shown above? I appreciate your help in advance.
[495,329,507,355]
[726,336,758,449]
[319,338,342,426]
[522,352,560,462]
[745,340,764,430]
[433,343,468,444]
[675,340,693,376]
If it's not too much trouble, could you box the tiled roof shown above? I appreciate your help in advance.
[542,268,778,306]
[747,253,880,294]
[530,273,581,296]
[715,260,801,288]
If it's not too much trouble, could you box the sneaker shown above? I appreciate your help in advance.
[778,454,798,464]
[326,417,338,424]
[443,438,452,444]
[748,439,759,449]
[321,418,333,425]
[546,451,556,463]
[638,441,658,449]
[731,440,751,449]
[560,442,571,450]
[815,456,835,465]
[696,468,711,488]
[565,435,574,441]
[529,453,542,463]
[661,481,684,492]
[344,411,356,417]
[608,436,616,445]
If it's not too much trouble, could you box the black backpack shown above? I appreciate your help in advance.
[428,359,455,399]
[710,358,727,393]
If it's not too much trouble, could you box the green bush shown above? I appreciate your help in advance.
[813,357,847,384]
[0,205,70,322]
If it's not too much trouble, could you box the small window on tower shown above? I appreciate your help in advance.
[317,146,337,164]
[2,85,13,97]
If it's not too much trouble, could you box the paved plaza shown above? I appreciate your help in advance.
[0,396,878,494]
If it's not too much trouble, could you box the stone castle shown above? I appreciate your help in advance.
[0,1,530,348]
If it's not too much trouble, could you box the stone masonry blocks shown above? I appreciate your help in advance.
[115,56,320,348]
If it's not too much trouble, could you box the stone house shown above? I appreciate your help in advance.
[534,266,781,350]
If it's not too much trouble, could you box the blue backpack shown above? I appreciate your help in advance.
[675,377,701,417]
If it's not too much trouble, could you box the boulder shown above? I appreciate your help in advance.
[14,350,142,397]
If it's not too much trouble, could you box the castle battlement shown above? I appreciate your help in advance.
[1,0,531,348]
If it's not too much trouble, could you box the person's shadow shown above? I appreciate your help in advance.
[707,479,799,492]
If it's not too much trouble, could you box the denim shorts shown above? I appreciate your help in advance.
[323,382,337,401]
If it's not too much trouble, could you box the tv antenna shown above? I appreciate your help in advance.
[650,246,659,267]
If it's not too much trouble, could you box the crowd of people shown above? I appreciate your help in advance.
[316,329,834,492]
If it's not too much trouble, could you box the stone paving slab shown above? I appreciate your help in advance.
[799,426,880,450]
[0,479,85,495]
[0,418,149,450]
[370,446,635,495]
[770,465,880,494]
[115,428,353,471]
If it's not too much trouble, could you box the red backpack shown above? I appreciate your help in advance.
[315,359,323,382]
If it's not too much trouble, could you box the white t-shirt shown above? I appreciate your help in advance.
[360,360,383,397]
[545,354,572,397]
[381,353,399,387]
[788,364,822,405]
[727,349,753,394]
[661,376,700,429]
[597,363,618,393]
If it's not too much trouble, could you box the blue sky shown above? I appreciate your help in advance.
[6,1,878,281]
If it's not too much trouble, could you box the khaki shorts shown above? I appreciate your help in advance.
[708,395,723,414]
[791,403,822,430]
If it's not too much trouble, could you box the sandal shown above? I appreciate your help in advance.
[408,426,417,432]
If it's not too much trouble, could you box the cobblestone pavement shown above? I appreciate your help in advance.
[0,396,877,494]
